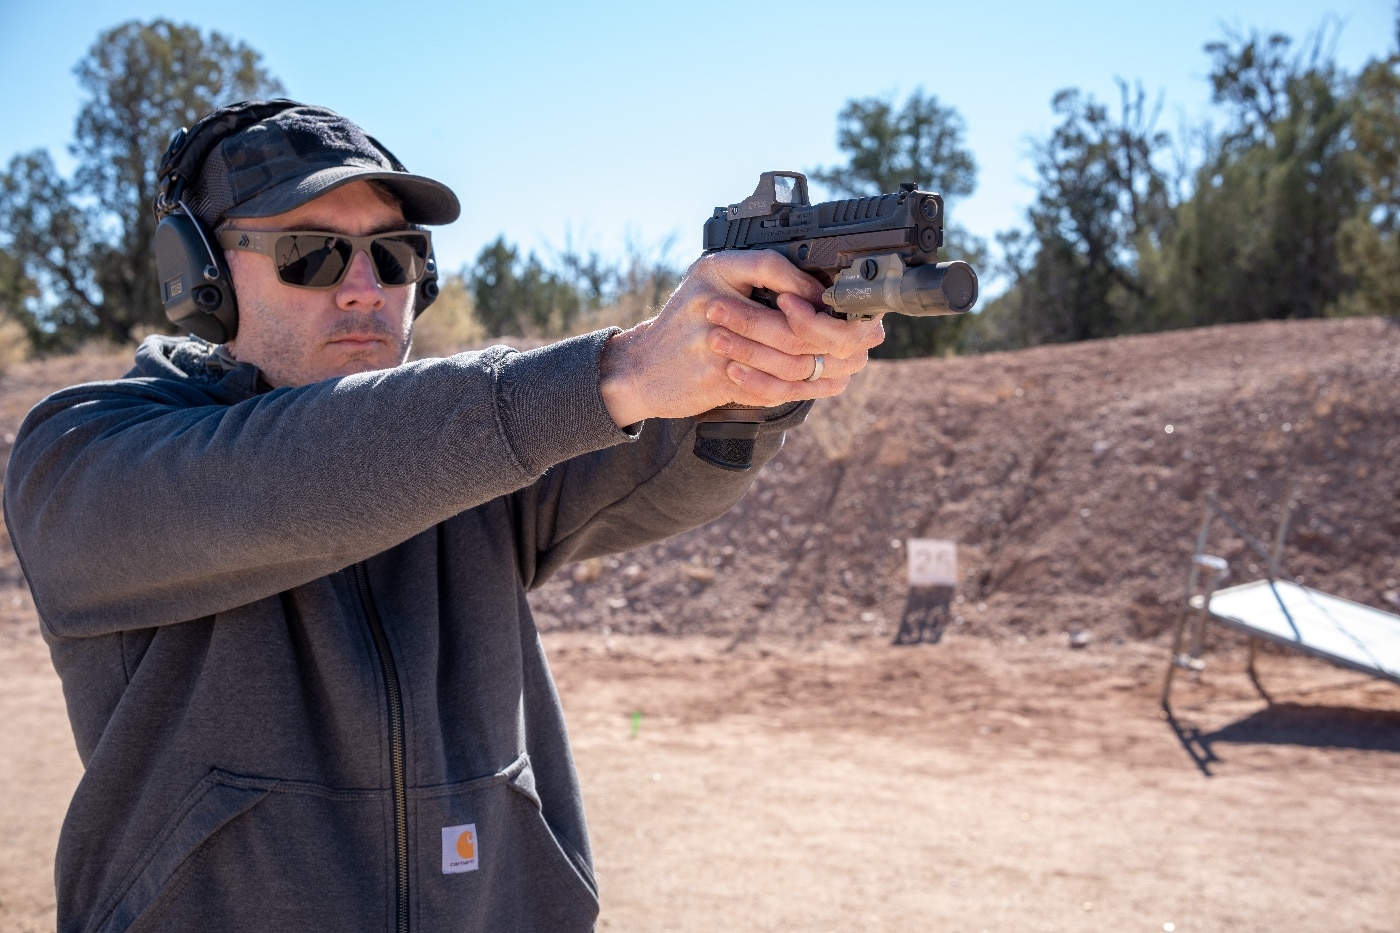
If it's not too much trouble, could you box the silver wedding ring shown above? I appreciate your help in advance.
[804,354,825,382]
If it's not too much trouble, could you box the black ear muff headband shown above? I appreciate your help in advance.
[151,99,441,344]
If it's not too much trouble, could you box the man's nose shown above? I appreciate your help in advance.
[335,250,386,310]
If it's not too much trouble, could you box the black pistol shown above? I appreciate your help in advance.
[695,171,978,471]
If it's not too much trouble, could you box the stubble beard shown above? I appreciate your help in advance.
[232,294,414,388]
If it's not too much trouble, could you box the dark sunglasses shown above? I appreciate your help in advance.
[217,229,433,289]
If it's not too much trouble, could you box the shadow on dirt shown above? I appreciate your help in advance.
[1166,702,1400,776]
[892,586,954,645]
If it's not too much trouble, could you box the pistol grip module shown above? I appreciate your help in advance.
[694,411,765,471]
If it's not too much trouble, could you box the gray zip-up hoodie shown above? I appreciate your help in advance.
[4,331,806,933]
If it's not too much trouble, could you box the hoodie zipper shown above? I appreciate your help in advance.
[353,562,410,933]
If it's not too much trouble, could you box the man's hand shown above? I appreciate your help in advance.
[599,250,885,428]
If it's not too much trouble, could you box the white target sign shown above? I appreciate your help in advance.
[907,539,957,588]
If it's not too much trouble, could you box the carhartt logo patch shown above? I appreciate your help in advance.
[442,823,479,874]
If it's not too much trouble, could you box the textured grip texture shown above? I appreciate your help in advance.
[694,421,761,471]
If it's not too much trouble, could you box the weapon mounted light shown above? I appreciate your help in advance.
[821,254,978,319]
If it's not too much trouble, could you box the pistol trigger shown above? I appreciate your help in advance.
[748,286,781,310]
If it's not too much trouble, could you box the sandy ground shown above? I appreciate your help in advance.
[558,633,1400,933]
[4,618,1398,932]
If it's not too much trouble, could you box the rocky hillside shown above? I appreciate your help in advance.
[528,317,1400,645]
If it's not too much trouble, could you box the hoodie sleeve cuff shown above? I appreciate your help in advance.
[491,329,636,475]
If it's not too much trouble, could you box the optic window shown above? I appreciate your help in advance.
[773,174,798,204]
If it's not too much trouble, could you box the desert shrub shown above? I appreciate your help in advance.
[410,273,487,359]
[0,310,30,372]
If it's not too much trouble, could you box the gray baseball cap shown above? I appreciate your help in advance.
[183,102,460,226]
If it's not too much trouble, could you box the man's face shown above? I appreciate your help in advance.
[223,180,417,388]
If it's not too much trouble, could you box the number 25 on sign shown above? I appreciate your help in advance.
[906,539,957,588]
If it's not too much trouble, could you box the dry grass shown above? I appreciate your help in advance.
[409,276,487,359]
[0,312,30,373]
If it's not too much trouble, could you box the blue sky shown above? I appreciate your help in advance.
[1,1,1394,293]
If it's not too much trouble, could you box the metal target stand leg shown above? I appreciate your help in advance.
[1162,553,1230,714]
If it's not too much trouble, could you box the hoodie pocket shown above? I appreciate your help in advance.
[93,770,396,933]
[410,753,599,932]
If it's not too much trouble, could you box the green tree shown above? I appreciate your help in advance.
[517,252,581,335]
[0,248,36,321]
[1153,25,1366,326]
[811,89,981,357]
[811,89,976,200]
[974,81,1172,350]
[555,235,617,313]
[468,236,583,338]
[1333,15,1400,316]
[0,20,282,347]
[469,232,680,340]
[0,153,95,345]
[469,237,523,337]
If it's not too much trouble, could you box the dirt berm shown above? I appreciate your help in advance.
[529,315,1400,646]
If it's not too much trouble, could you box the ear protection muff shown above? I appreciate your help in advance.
[153,100,298,343]
[153,100,441,343]
[415,248,441,314]
[153,207,238,343]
